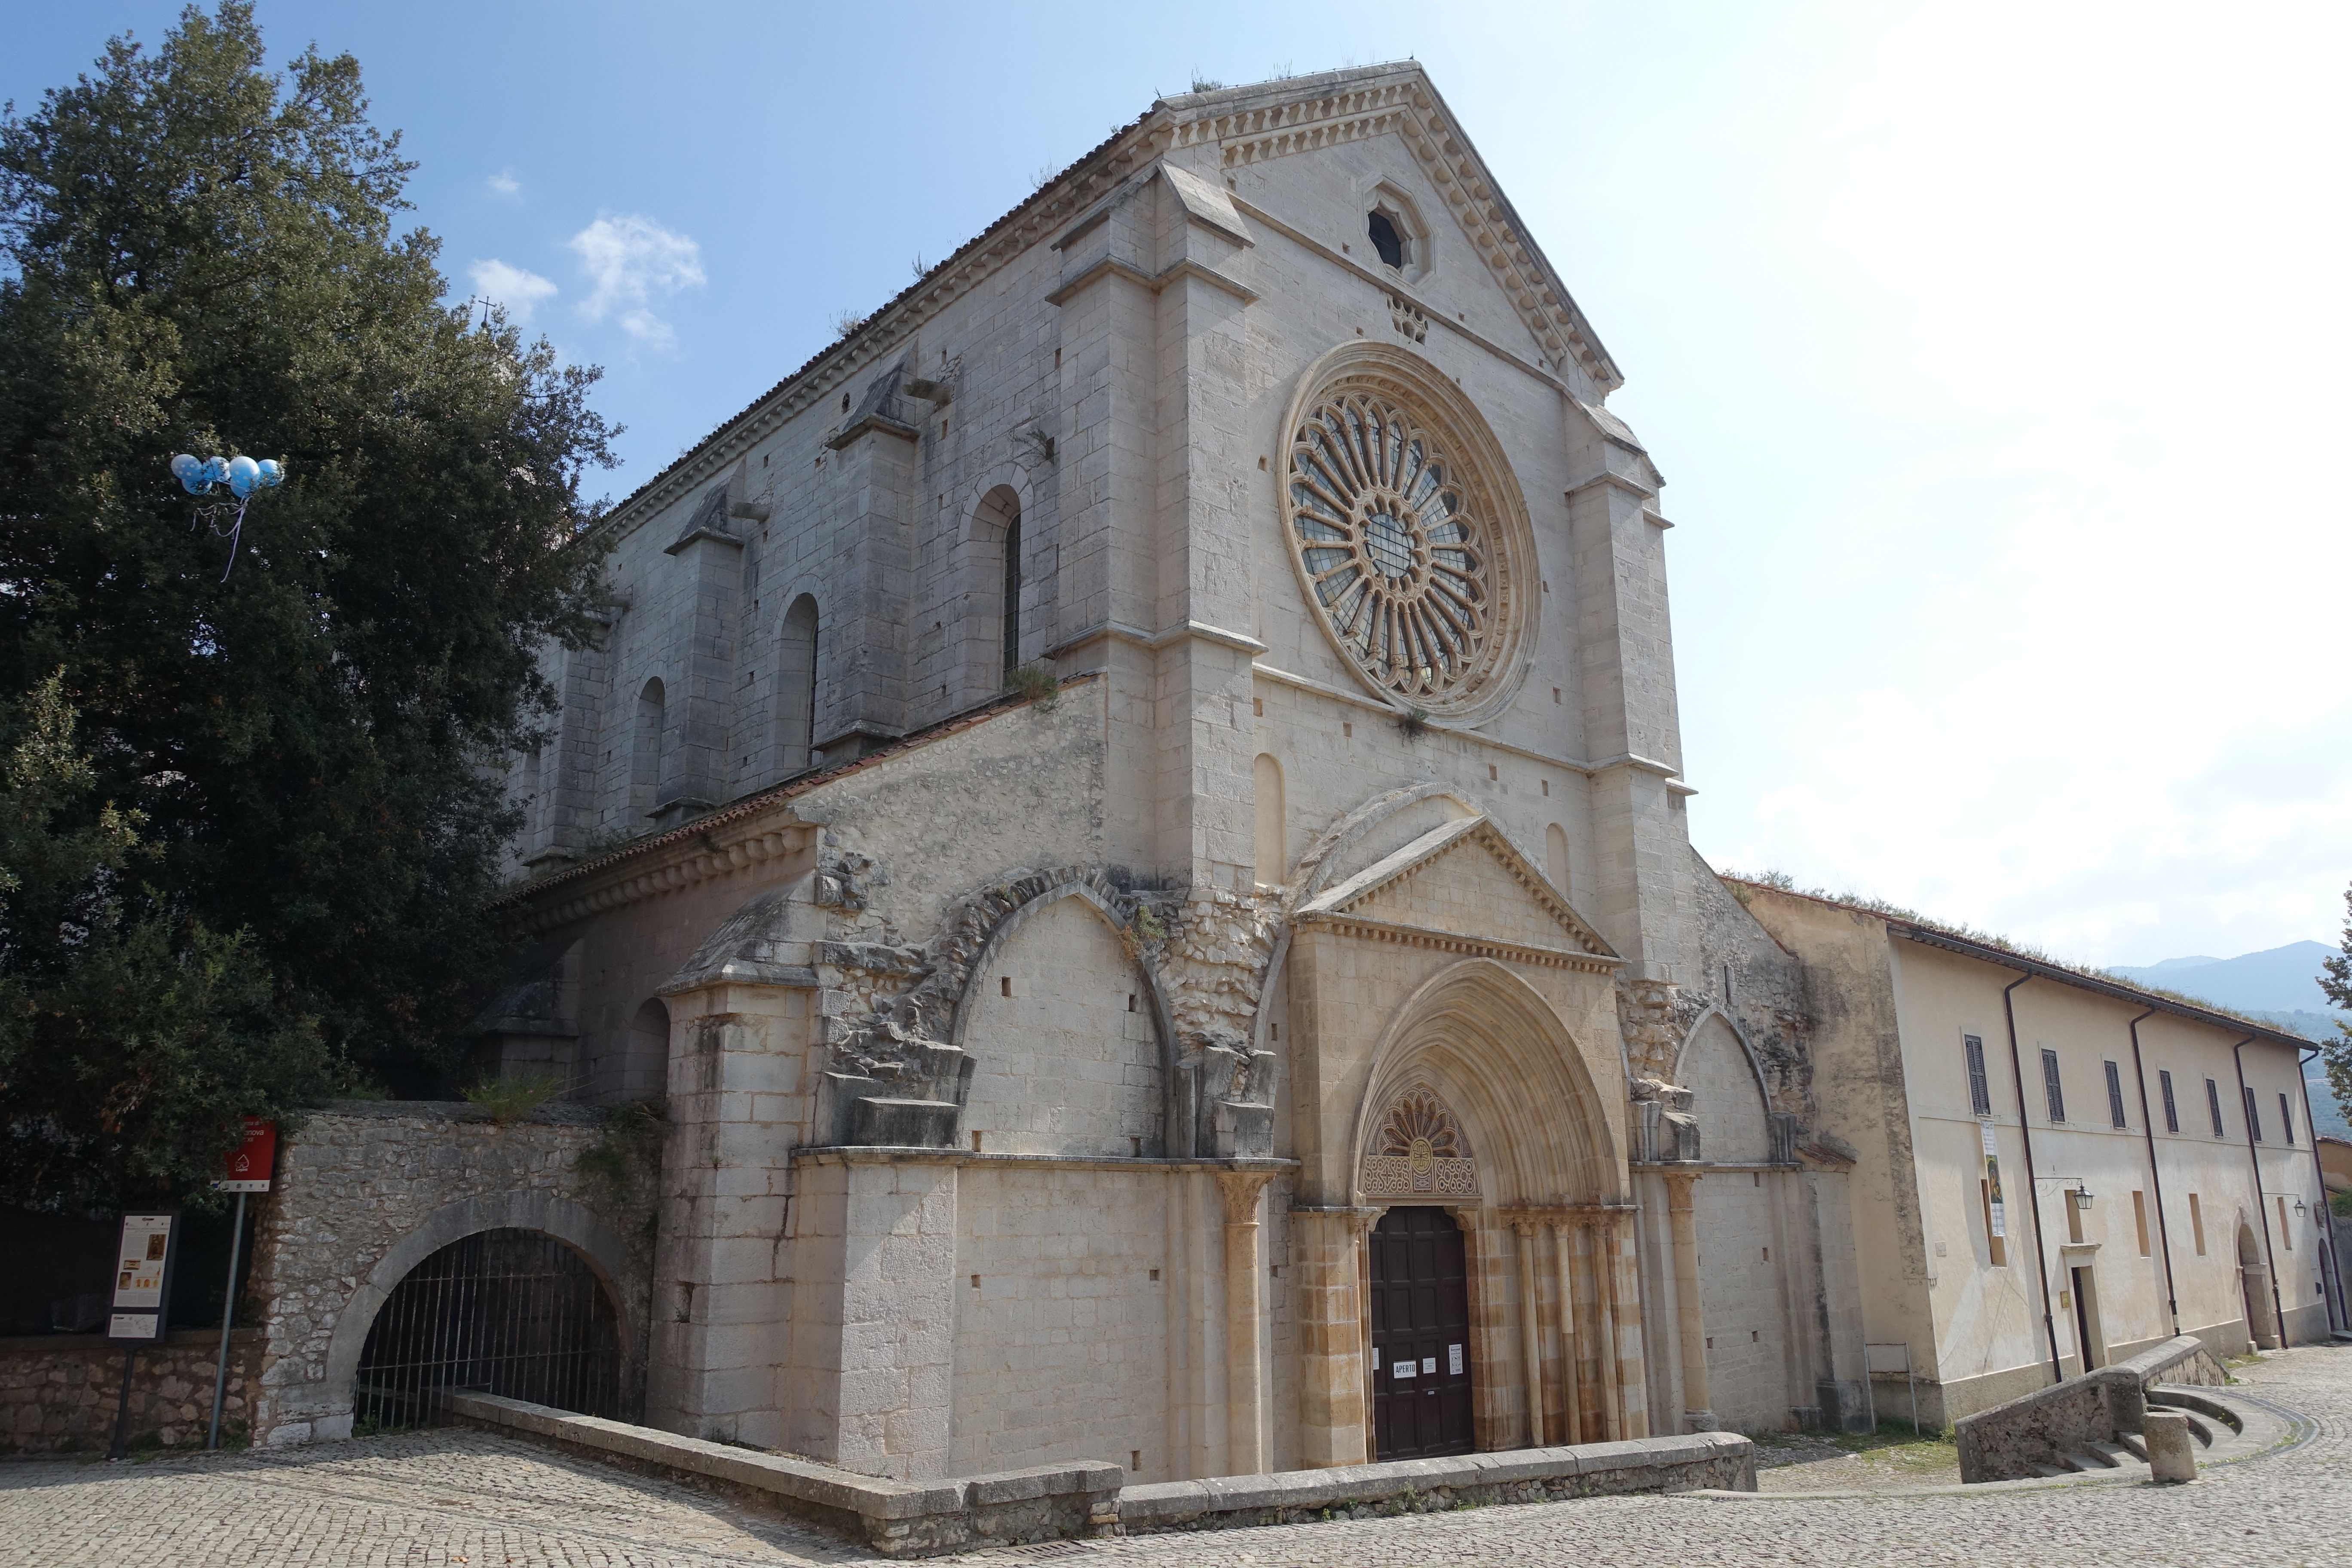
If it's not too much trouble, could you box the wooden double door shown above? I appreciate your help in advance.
[1368,1205,1474,1459]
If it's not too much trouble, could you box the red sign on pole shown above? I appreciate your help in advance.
[214,1117,278,1193]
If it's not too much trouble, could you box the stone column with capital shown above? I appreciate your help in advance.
[1216,1169,1277,1475]
[1605,1210,1651,1438]
[1589,1218,1623,1440]
[1510,1216,1546,1448]
[1663,1169,1716,1432]
[1548,1219,1581,1445]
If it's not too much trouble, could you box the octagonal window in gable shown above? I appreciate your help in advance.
[1363,184,1430,283]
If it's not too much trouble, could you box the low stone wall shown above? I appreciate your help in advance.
[446,1392,1120,1557]
[447,1391,1752,1558]
[1118,1433,1755,1533]
[1955,1334,2228,1483]
[0,1328,260,1453]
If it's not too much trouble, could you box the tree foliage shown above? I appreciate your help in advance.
[2320,884,2352,1130]
[0,4,615,1207]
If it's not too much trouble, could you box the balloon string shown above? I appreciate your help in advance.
[220,497,250,581]
[190,496,253,579]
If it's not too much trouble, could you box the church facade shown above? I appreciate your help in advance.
[484,63,1872,1482]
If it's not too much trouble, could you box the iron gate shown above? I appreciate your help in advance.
[353,1228,619,1429]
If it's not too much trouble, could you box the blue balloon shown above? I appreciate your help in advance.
[169,453,201,483]
[256,458,284,488]
[227,456,260,497]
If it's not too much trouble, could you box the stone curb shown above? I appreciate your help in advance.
[443,1392,1117,1556]
[1119,1431,1755,1531]
[1686,1384,2304,1501]
[446,1393,1754,1551]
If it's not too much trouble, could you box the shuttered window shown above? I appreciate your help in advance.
[1964,1034,1992,1117]
[2104,1060,2128,1129]
[2041,1048,2066,1123]
[2159,1069,2179,1133]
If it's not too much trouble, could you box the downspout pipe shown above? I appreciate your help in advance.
[2294,1044,2344,1332]
[2124,1009,2180,1336]
[2003,974,2064,1384]
[2232,1037,2290,1347]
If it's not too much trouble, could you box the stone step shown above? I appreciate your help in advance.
[2116,1433,2150,1463]
[2027,1462,2074,1478]
[2057,1451,2112,1472]
[2084,1442,2140,1469]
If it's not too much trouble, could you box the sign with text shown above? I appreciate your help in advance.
[214,1117,278,1193]
[107,1212,180,1343]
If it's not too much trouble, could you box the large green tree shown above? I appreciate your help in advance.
[2321,884,2352,1142]
[0,4,614,1208]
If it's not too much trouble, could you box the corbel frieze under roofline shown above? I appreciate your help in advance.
[514,815,818,935]
[1167,73,1621,394]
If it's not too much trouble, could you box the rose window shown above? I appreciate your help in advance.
[1282,352,1533,717]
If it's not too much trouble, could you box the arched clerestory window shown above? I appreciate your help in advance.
[1000,504,1023,680]
[776,595,820,774]
[631,679,665,818]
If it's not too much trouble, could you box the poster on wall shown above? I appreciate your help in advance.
[107,1213,181,1343]
[1985,1154,2007,1239]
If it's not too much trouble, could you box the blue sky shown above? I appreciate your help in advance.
[10,2,2349,972]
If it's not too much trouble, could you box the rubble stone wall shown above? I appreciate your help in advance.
[243,1102,655,1447]
[0,1327,260,1453]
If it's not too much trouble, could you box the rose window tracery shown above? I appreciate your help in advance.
[1282,349,1535,719]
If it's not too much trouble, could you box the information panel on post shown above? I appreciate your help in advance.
[107,1212,181,1344]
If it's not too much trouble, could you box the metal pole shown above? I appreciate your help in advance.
[2293,1045,2346,1333]
[208,1192,247,1450]
[107,1346,137,1461]
[2001,974,2064,1384]
[2232,1039,2289,1346]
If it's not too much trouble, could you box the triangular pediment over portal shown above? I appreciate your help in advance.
[1295,815,1617,966]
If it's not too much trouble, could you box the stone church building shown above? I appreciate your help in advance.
[481,62,1873,1482]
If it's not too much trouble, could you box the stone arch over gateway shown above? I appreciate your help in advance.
[303,1192,639,1442]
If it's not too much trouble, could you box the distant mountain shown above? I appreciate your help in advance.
[2104,942,2349,1140]
[2107,941,2337,1014]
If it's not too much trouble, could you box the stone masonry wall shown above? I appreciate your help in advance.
[0,1327,260,1454]
[244,1102,656,1446]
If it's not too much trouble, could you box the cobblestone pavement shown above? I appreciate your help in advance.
[4,1344,2347,1568]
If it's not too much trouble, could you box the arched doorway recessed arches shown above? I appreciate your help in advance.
[1347,957,1617,1209]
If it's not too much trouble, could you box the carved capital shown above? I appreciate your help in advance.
[1216,1168,1277,1226]
[1662,1168,1703,1211]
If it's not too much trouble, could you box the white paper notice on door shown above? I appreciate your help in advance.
[1421,1357,1436,1375]
[1448,1343,1464,1375]
[1393,1360,1414,1379]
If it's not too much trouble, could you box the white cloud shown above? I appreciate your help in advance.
[485,168,522,199]
[466,258,558,325]
[568,214,705,349]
